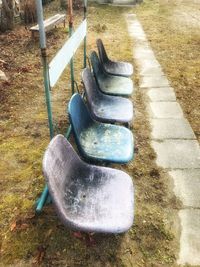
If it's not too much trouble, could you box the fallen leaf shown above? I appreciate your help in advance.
[45,229,53,239]
[73,231,83,239]
[10,222,17,232]
[34,246,46,264]
[19,223,29,230]
[85,233,96,247]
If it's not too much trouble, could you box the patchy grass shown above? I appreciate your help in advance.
[0,2,179,266]
[135,0,200,142]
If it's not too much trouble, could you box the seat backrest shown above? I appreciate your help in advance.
[82,68,102,105]
[90,51,105,78]
[96,39,109,64]
[68,93,93,136]
[43,135,80,197]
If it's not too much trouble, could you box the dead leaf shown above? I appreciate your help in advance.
[73,231,83,239]
[33,246,46,264]
[10,222,17,232]
[19,223,29,230]
[85,233,96,247]
[45,229,53,239]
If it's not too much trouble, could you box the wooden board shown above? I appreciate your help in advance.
[30,14,66,32]
[49,19,87,88]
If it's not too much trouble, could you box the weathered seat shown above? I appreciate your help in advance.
[90,51,133,96]
[97,39,133,77]
[82,68,133,124]
[30,14,66,38]
[43,134,134,233]
[68,94,134,163]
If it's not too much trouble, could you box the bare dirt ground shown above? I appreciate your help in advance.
[135,0,200,143]
[0,1,186,266]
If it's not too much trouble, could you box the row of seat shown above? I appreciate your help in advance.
[43,39,135,233]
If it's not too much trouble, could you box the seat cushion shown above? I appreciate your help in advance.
[97,73,133,96]
[103,61,133,77]
[62,166,134,233]
[43,135,134,234]
[79,122,134,163]
[90,95,134,124]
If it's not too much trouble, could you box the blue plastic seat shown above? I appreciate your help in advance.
[43,134,134,233]
[90,51,133,96]
[97,39,133,77]
[68,94,134,163]
[82,68,134,124]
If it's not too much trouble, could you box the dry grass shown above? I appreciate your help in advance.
[135,0,200,142]
[0,2,179,266]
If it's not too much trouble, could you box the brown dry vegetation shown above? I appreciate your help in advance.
[0,1,184,266]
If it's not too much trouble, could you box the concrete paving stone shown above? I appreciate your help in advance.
[132,35,147,42]
[134,45,156,59]
[112,0,137,5]
[137,58,160,69]
[126,14,138,22]
[140,75,170,88]
[131,27,145,35]
[128,25,144,33]
[178,209,200,266]
[126,13,136,18]
[151,140,200,169]
[170,169,200,208]
[135,54,157,65]
[149,102,184,118]
[147,87,176,102]
[150,118,196,139]
[134,51,156,61]
[139,66,164,77]
[111,3,137,7]
[134,42,150,50]
[129,29,146,40]
[134,35,147,42]
[127,24,145,37]
[134,46,155,59]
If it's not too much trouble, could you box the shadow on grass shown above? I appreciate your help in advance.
[2,205,126,266]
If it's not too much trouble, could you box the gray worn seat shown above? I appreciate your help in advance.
[97,39,133,77]
[90,51,133,97]
[82,68,134,124]
[43,134,134,233]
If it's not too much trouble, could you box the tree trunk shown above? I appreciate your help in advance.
[20,0,37,24]
[60,0,82,10]
[0,0,14,32]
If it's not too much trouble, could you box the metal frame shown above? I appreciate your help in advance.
[35,0,87,212]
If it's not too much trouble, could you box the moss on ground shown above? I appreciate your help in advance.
[0,2,179,266]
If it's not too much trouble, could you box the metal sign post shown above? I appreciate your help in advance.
[83,0,87,68]
[68,0,75,94]
[36,0,54,140]
[35,0,54,212]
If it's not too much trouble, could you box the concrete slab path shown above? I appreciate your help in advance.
[126,13,200,266]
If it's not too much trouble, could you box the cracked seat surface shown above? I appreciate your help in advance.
[43,134,134,233]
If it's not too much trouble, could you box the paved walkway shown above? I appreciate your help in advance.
[126,14,200,266]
